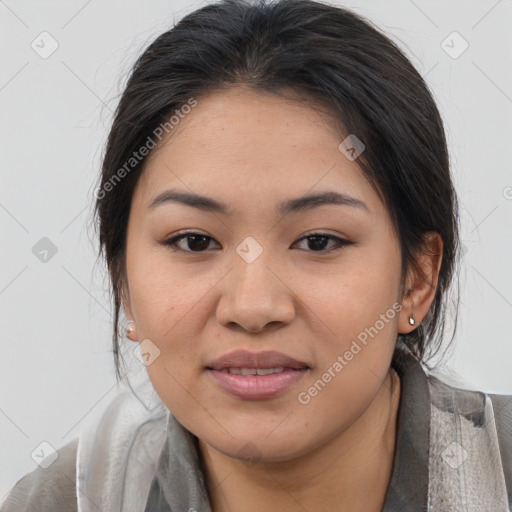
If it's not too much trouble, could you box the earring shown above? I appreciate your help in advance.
[126,320,136,338]
[408,315,415,326]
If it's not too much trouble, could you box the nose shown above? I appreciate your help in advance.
[216,249,296,333]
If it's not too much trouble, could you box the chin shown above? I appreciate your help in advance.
[202,430,313,464]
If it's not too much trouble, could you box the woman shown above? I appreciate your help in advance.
[2,0,510,510]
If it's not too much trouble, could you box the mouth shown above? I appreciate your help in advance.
[205,350,311,400]
[206,367,310,400]
[207,349,310,372]
[215,367,307,375]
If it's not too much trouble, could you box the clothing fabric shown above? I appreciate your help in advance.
[2,350,511,511]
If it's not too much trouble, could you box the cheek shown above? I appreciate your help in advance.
[314,250,401,332]
[126,245,208,334]
[305,246,401,382]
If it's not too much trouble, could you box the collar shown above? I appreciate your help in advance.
[382,350,431,511]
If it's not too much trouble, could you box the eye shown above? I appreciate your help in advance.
[163,232,220,252]
[292,233,352,252]
[162,231,352,253]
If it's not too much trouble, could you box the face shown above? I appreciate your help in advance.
[122,86,406,462]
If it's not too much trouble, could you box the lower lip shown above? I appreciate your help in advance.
[207,368,309,400]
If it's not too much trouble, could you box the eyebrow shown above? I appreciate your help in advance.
[147,189,370,216]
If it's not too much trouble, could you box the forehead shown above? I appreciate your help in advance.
[132,86,383,218]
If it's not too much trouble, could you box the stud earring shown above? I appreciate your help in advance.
[126,320,136,338]
[408,315,415,326]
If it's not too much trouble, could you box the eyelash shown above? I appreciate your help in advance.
[162,231,352,254]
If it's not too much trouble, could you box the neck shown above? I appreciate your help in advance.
[198,368,401,512]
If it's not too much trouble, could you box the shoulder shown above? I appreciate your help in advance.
[427,374,512,506]
[488,390,512,437]
[427,373,511,444]
[1,438,79,512]
[488,391,512,506]
[427,373,511,439]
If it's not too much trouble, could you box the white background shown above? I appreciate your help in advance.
[1,0,511,499]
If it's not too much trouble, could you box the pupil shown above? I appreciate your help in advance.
[189,235,210,251]
[309,235,328,251]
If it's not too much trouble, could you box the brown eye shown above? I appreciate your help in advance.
[292,234,352,252]
[163,233,220,252]
[162,232,352,254]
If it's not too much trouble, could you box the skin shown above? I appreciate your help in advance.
[121,85,443,512]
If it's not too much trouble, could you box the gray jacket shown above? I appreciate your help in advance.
[2,351,511,511]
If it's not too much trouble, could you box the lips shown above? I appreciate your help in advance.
[222,367,286,375]
[206,349,310,371]
[206,350,311,399]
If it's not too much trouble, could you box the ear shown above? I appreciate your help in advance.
[398,231,443,334]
